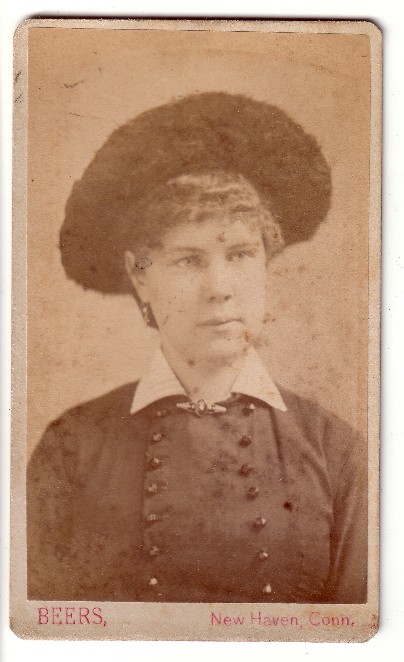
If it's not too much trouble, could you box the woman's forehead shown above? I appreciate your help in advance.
[158,216,263,251]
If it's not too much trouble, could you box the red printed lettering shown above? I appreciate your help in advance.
[79,607,90,625]
[36,606,105,626]
[65,607,76,624]
[92,607,103,625]
[38,607,48,624]
[52,607,62,625]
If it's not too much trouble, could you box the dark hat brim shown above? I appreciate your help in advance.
[60,92,332,294]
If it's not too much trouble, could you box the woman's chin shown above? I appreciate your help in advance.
[190,334,251,366]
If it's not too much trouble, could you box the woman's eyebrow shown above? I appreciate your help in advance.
[227,241,261,250]
[161,240,262,254]
[162,246,206,255]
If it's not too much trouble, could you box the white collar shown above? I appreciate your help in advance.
[130,346,287,415]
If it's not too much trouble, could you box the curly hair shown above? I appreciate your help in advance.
[124,171,285,257]
[60,92,332,295]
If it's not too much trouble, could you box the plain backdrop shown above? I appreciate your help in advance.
[1,1,404,661]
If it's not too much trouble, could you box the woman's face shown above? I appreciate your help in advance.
[126,216,268,366]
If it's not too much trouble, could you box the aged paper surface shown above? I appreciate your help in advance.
[11,18,381,642]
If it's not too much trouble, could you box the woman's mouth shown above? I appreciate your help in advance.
[198,317,242,327]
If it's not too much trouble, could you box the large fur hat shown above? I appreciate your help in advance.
[60,92,332,295]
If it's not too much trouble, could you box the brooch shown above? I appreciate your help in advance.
[176,399,227,416]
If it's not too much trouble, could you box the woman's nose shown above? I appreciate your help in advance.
[203,260,234,302]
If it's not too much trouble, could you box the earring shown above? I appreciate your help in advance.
[141,302,151,326]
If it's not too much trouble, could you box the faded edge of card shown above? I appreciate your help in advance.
[10,18,381,643]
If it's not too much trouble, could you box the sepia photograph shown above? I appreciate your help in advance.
[11,18,381,641]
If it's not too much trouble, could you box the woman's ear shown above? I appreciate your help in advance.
[124,250,149,301]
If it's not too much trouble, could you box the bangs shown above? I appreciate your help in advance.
[159,172,265,222]
[128,172,283,255]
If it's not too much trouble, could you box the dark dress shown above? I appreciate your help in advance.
[27,382,367,603]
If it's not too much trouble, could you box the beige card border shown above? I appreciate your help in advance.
[11,17,381,642]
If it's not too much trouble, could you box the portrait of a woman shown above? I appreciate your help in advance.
[27,92,367,604]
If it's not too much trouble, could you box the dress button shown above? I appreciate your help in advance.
[145,483,159,495]
[152,432,164,442]
[156,408,169,418]
[239,433,252,447]
[148,457,162,470]
[149,546,160,557]
[262,583,272,594]
[253,516,267,529]
[248,486,260,499]
[145,512,158,523]
[240,463,254,476]
[243,402,256,415]
[258,549,269,560]
[148,577,158,586]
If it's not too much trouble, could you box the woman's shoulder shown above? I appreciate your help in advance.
[277,384,352,426]
[49,381,139,429]
[31,382,140,463]
[30,382,141,478]
[275,384,366,463]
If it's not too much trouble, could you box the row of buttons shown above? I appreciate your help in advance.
[148,577,272,594]
[145,511,266,529]
[145,399,272,596]
[144,414,170,596]
[232,404,271,594]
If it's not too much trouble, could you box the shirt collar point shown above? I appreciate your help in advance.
[130,346,287,414]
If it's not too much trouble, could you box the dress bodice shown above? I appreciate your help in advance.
[27,383,367,603]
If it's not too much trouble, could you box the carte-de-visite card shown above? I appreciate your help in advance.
[11,18,381,642]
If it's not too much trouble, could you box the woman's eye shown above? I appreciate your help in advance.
[228,250,255,262]
[175,255,201,268]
